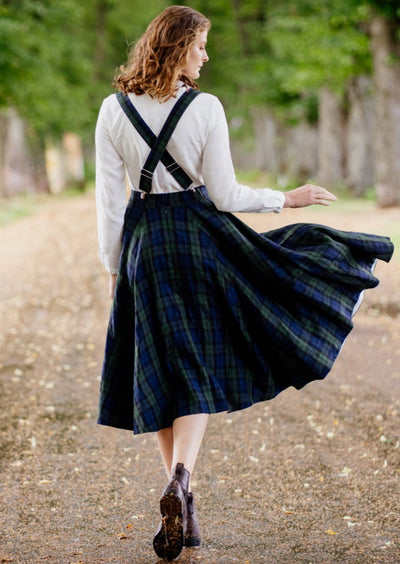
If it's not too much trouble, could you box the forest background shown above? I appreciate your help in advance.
[1,0,400,208]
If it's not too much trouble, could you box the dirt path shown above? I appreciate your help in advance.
[0,191,399,563]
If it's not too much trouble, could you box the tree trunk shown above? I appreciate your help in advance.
[317,87,345,188]
[252,109,280,174]
[30,134,50,194]
[45,133,85,194]
[63,132,85,189]
[0,112,8,198]
[345,75,375,196]
[45,141,67,194]
[370,15,400,207]
[0,108,37,197]
[285,121,319,183]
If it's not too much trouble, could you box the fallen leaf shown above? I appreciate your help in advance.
[325,529,338,535]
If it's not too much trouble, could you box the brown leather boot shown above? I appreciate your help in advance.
[184,492,201,548]
[153,463,190,560]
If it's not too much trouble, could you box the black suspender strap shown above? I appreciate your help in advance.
[138,89,200,193]
[116,89,201,193]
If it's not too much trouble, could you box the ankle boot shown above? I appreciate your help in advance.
[153,462,190,560]
[184,492,201,547]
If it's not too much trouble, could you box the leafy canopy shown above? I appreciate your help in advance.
[0,0,399,136]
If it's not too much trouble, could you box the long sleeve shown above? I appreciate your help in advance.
[95,101,127,274]
[201,97,285,213]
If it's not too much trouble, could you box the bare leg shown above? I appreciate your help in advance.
[156,413,209,483]
[154,414,208,558]
[156,426,173,478]
[171,413,208,478]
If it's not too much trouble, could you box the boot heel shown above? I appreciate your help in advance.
[184,492,201,548]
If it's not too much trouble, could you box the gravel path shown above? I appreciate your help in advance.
[0,191,399,563]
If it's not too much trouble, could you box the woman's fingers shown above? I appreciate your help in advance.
[284,184,337,208]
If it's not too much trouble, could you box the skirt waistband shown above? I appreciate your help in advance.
[129,186,208,207]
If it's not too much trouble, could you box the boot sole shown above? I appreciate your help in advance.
[153,492,184,560]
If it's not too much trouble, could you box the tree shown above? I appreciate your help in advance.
[1,0,399,204]
[368,0,400,206]
[0,0,165,193]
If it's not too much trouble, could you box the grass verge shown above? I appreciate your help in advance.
[0,186,91,228]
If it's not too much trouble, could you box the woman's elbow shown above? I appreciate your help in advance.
[207,191,233,212]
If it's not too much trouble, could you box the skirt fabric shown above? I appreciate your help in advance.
[98,186,394,434]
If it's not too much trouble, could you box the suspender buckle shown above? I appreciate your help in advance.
[141,168,153,180]
[166,161,180,173]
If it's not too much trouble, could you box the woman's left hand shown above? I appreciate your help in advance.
[284,184,337,208]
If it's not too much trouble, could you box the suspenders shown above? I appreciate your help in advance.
[116,89,201,194]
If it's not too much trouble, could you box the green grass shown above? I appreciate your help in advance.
[0,185,91,228]
[0,194,38,227]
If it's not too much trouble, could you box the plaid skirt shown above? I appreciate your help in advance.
[98,187,393,434]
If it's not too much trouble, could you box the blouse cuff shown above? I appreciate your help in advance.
[270,190,285,213]
[98,249,119,275]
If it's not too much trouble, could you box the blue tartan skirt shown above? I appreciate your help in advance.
[98,186,394,434]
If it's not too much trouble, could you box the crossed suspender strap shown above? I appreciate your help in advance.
[116,89,201,193]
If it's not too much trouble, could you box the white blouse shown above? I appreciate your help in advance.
[95,84,285,273]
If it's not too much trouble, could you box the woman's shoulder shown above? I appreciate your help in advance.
[97,93,120,121]
[192,90,225,118]
[195,90,222,106]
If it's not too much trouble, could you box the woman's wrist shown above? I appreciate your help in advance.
[283,192,292,208]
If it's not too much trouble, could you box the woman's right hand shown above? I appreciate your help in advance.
[284,184,337,208]
[108,273,117,298]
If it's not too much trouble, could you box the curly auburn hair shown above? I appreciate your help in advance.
[114,6,211,100]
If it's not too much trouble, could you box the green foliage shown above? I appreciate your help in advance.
[0,0,92,136]
[182,0,374,123]
[368,0,400,20]
[0,0,399,138]
[0,0,166,138]
[267,1,372,95]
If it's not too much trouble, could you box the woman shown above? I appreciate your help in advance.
[95,5,393,560]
